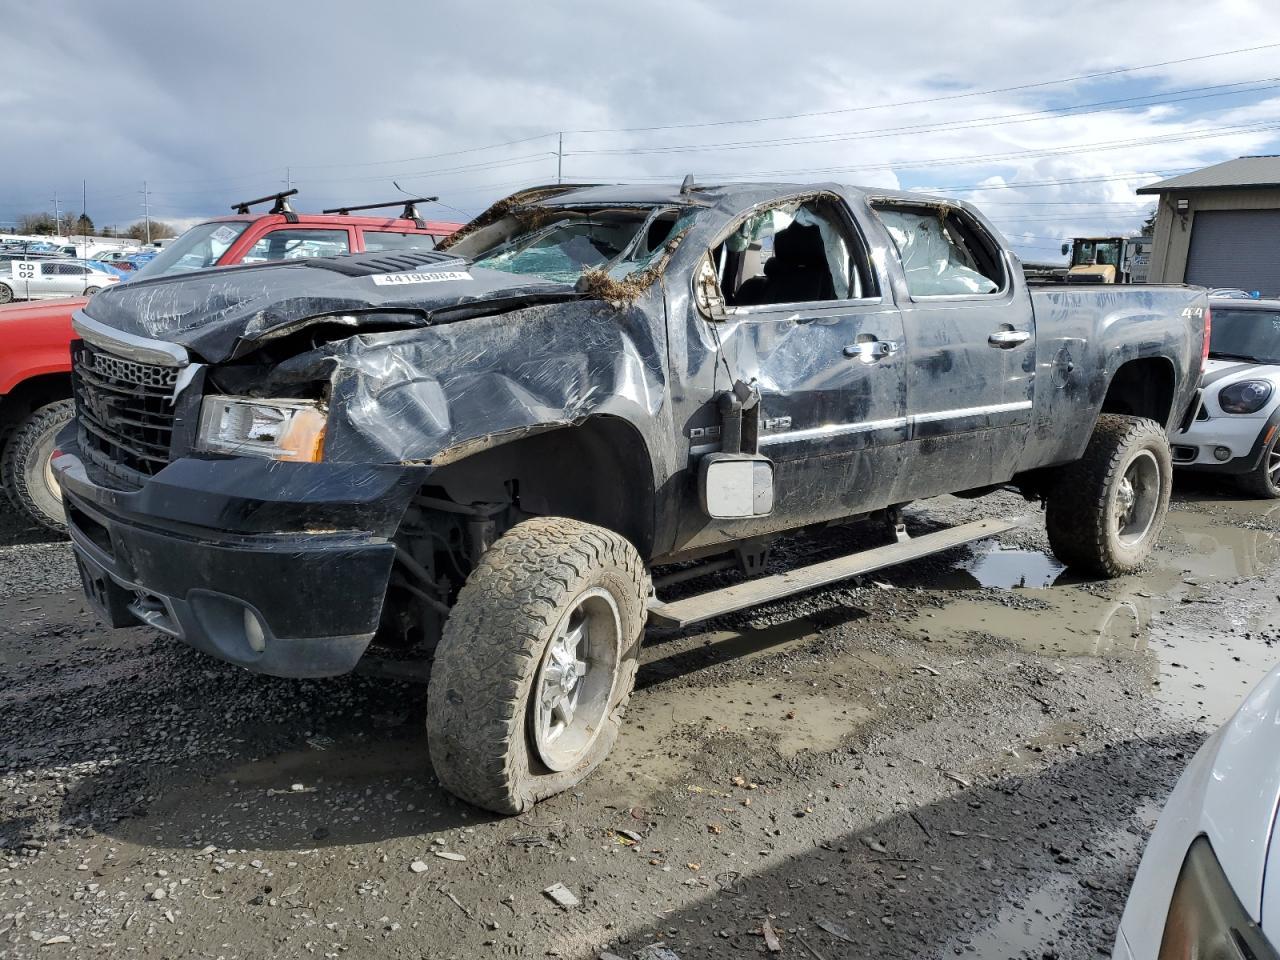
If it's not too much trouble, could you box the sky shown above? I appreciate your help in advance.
[4,0,1280,262]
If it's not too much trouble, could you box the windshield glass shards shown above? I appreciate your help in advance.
[468,206,692,284]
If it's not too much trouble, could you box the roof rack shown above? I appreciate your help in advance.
[321,197,439,224]
[231,189,299,215]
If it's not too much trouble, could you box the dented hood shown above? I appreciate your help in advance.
[78,250,580,362]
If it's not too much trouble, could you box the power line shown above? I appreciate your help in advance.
[564,41,1280,134]
[564,78,1280,157]
[573,121,1279,182]
[87,41,1280,192]
[924,169,1196,193]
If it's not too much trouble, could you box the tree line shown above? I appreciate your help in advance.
[11,211,176,242]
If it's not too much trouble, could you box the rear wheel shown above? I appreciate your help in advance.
[2,400,74,532]
[426,516,650,813]
[1045,414,1172,577]
[83,286,102,296]
[0,282,13,304]
[1238,429,1280,499]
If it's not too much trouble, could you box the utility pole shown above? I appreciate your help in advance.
[82,179,87,253]
[285,166,292,191]
[50,191,60,238]
[557,132,563,184]
[141,180,151,244]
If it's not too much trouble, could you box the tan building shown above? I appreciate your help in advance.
[1138,156,1280,296]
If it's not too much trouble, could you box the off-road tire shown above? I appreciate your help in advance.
[427,516,650,814]
[1237,429,1280,499]
[0,282,13,304]
[1045,414,1172,577]
[2,400,74,532]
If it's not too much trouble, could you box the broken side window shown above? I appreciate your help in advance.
[714,198,872,307]
[873,206,1003,297]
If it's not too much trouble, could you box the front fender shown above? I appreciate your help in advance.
[295,295,670,471]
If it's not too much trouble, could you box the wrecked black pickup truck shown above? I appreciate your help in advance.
[55,181,1207,813]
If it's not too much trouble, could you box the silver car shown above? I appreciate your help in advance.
[0,257,121,303]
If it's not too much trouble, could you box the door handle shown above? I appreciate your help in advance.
[988,329,1031,348]
[844,338,899,362]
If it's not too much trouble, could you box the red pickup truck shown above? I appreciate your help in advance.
[0,195,460,530]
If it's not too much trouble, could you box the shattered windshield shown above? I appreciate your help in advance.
[471,207,692,284]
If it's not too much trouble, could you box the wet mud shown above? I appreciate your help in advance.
[1,484,1276,958]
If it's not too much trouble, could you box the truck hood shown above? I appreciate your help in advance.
[78,250,581,362]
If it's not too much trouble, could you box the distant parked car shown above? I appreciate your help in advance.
[0,251,57,264]
[92,250,143,270]
[1209,287,1261,300]
[0,258,121,303]
[1113,661,1280,959]
[1173,297,1280,497]
[121,250,158,272]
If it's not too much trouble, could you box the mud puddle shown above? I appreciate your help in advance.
[908,499,1280,724]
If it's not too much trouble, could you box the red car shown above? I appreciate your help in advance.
[0,193,460,530]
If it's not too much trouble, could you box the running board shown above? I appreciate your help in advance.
[646,517,1020,629]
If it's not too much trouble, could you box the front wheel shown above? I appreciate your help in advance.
[427,516,650,814]
[2,399,75,532]
[0,282,13,304]
[1238,429,1280,499]
[1045,414,1173,577]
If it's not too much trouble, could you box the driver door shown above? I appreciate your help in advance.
[673,195,908,550]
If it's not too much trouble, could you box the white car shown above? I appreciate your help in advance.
[0,258,121,303]
[1115,661,1280,959]
[1173,297,1280,497]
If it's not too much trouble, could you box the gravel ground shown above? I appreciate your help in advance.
[1,479,1277,959]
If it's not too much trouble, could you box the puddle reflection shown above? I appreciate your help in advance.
[916,498,1280,723]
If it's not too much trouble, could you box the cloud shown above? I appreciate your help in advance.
[2,0,1278,261]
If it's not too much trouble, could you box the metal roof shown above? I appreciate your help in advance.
[1136,156,1280,194]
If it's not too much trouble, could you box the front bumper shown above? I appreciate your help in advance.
[1173,410,1277,475]
[54,427,424,677]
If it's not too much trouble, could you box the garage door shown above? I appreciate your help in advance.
[1185,209,1280,296]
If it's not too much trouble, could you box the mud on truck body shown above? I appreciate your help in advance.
[54,181,1206,813]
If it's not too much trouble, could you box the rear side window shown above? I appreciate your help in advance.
[874,205,1005,297]
[242,228,350,263]
[362,230,438,253]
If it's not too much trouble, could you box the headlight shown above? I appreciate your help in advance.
[1219,380,1273,415]
[1157,836,1277,959]
[196,396,327,462]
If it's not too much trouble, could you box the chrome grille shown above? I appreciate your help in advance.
[83,350,179,390]
[72,341,178,483]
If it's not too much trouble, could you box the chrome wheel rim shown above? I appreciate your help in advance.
[1116,450,1161,546]
[531,587,621,772]
[43,451,61,505]
[1269,448,1280,485]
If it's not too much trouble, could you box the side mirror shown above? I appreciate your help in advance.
[694,256,727,320]
[1060,242,1071,257]
[699,453,774,518]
